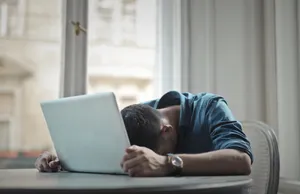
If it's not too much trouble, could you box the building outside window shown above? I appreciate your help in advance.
[0,0,157,168]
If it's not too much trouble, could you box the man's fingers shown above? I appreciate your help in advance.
[50,154,58,161]
[123,155,146,172]
[121,155,134,168]
[35,158,45,172]
[122,152,138,162]
[41,162,51,172]
[49,160,60,169]
[35,151,59,173]
[40,157,54,172]
[123,147,145,161]
[126,145,140,153]
[51,158,60,165]
[122,146,147,171]
[40,152,50,161]
[36,164,44,172]
[128,165,144,177]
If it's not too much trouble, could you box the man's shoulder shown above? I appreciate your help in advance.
[163,91,220,100]
[183,92,225,104]
[141,91,226,108]
[141,91,182,108]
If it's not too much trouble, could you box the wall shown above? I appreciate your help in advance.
[180,0,300,180]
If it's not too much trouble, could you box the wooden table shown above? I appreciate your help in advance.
[0,169,252,194]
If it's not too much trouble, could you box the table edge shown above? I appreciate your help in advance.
[0,178,252,192]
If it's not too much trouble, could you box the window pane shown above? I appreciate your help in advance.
[87,0,157,109]
[0,0,61,168]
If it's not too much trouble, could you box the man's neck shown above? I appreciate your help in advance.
[159,105,180,131]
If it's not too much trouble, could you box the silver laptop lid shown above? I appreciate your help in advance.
[40,92,130,174]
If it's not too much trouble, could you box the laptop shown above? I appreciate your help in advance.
[40,92,131,174]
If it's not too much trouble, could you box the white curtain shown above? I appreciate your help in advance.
[159,0,300,180]
[274,0,300,180]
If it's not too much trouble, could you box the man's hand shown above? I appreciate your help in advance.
[121,145,171,177]
[34,151,62,172]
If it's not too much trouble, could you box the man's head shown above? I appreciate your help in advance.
[121,104,177,154]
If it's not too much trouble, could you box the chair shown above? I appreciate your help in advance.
[241,121,280,194]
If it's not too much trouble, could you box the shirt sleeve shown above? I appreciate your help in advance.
[206,97,253,164]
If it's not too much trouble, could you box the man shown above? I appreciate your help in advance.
[35,91,253,177]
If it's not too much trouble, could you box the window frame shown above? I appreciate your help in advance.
[60,0,88,97]
[61,0,178,99]
[156,0,189,94]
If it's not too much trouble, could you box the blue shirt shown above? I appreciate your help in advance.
[143,91,253,163]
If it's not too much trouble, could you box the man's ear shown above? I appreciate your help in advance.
[161,124,173,134]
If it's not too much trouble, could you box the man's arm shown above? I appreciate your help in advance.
[121,145,251,177]
[176,96,253,176]
[176,149,251,176]
[121,96,253,177]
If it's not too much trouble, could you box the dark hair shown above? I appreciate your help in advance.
[121,104,162,151]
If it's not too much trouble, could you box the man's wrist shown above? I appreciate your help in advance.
[160,155,174,175]
[166,154,184,176]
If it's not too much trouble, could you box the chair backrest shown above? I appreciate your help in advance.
[241,121,280,194]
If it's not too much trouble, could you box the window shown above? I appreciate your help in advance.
[0,92,13,150]
[0,0,158,169]
[119,95,137,109]
[0,0,62,168]
[0,0,25,37]
[87,0,157,108]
